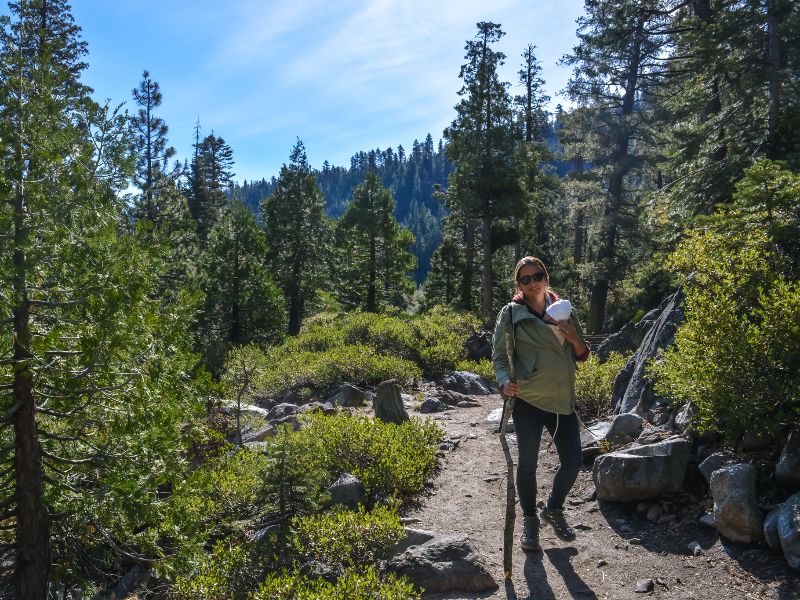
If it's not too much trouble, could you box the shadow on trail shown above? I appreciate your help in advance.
[505,548,597,600]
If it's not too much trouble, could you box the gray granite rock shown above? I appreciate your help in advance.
[326,384,367,408]
[776,432,800,491]
[442,371,496,396]
[710,464,763,544]
[764,507,782,551]
[374,380,410,425]
[593,439,692,502]
[267,403,299,421]
[699,453,728,485]
[384,533,498,593]
[240,425,276,444]
[387,528,438,557]
[326,472,366,511]
[438,389,471,406]
[596,307,660,363]
[420,398,451,414]
[699,514,715,528]
[581,422,611,448]
[606,413,644,443]
[778,493,800,571]
[298,401,336,416]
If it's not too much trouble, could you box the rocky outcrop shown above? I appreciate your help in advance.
[710,464,763,544]
[776,432,800,491]
[442,371,496,396]
[778,493,800,571]
[593,439,691,502]
[596,305,663,363]
[384,534,498,593]
[374,380,410,425]
[612,288,685,415]
[326,472,366,510]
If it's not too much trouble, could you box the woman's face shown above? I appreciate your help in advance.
[518,264,546,301]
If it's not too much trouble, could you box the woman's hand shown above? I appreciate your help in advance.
[501,380,519,396]
[556,318,581,344]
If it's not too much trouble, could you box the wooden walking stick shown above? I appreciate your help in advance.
[500,331,517,579]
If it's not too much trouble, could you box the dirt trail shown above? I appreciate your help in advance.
[397,393,799,600]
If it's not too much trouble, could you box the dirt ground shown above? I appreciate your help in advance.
[395,392,800,600]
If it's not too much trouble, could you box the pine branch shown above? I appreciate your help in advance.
[90,520,174,565]
[40,449,98,465]
[37,399,94,417]
[28,297,89,308]
[0,494,19,511]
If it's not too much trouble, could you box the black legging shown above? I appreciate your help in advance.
[511,400,582,516]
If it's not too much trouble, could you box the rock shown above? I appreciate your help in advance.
[776,431,800,491]
[272,414,301,431]
[267,403,299,421]
[240,425,276,444]
[710,464,763,544]
[367,494,392,512]
[384,533,498,593]
[612,288,685,415]
[673,401,719,443]
[635,579,654,593]
[596,309,659,363]
[593,439,692,502]
[597,559,607,567]
[620,525,633,533]
[438,390,471,406]
[221,401,271,419]
[582,446,601,459]
[699,453,728,485]
[374,380,410,425]
[457,400,482,408]
[420,398,451,414]
[326,472,366,511]
[387,528,438,556]
[778,492,800,571]
[465,329,493,361]
[688,541,702,556]
[327,384,367,408]
[658,514,676,525]
[699,514,715,528]
[638,432,664,445]
[299,560,339,584]
[606,413,644,443]
[630,537,644,544]
[298,401,336,416]
[115,566,145,598]
[764,507,781,551]
[742,430,774,452]
[636,502,651,512]
[492,422,515,434]
[581,422,611,448]
[647,504,663,522]
[579,487,597,502]
[442,371,496,396]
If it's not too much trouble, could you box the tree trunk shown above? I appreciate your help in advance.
[288,259,302,336]
[768,15,782,146]
[462,220,474,309]
[230,238,240,345]
[573,156,585,281]
[513,216,520,265]
[587,278,609,335]
[367,234,376,312]
[13,181,50,600]
[482,204,493,319]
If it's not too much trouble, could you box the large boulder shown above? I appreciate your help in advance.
[612,288,685,415]
[442,371,495,396]
[374,380,409,425]
[326,384,367,408]
[764,507,782,551]
[593,439,691,502]
[776,431,800,491]
[710,464,763,544]
[778,493,800,571]
[240,425,276,444]
[384,534,498,593]
[387,528,438,557]
[326,472,366,511]
[698,453,728,484]
[267,403,299,421]
[605,413,644,443]
[596,306,661,362]
[580,422,611,448]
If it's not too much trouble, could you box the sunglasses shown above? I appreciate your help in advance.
[518,273,546,285]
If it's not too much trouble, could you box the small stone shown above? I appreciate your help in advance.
[620,525,633,533]
[657,514,676,525]
[467,434,477,439]
[630,537,644,544]
[647,503,663,522]
[457,400,482,408]
[699,514,715,528]
[637,502,651,513]
[470,422,478,427]
[688,541,702,556]
[568,498,584,506]
[574,523,592,530]
[597,559,607,567]
[635,579,654,593]
[483,476,499,482]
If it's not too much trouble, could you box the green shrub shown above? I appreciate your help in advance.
[251,568,418,600]
[575,352,631,418]
[172,539,258,600]
[302,412,443,497]
[651,227,800,440]
[292,505,405,570]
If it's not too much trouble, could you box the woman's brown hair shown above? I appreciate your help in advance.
[514,256,549,294]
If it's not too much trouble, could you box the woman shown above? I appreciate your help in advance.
[492,256,590,552]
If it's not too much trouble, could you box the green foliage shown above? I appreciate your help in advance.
[172,538,260,600]
[575,352,631,418]
[292,505,405,571]
[456,359,496,383]
[251,568,418,600]
[303,412,443,497]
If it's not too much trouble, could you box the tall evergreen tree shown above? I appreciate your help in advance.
[334,170,416,312]
[187,130,235,247]
[198,201,284,371]
[0,2,202,596]
[260,140,329,335]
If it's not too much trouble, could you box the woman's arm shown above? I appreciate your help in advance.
[492,307,513,392]
[555,317,589,359]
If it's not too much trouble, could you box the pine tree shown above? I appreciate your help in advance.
[0,2,202,595]
[260,140,329,335]
[198,201,285,371]
[334,170,416,312]
[187,129,235,247]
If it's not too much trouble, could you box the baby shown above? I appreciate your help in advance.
[544,299,572,345]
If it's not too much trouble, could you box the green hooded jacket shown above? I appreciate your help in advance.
[492,299,587,415]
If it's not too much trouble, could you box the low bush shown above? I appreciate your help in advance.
[575,352,630,418]
[292,505,405,571]
[251,568,418,600]
[302,412,443,497]
[456,359,496,383]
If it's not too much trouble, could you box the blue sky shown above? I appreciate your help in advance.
[71,0,585,184]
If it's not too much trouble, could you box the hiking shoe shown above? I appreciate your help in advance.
[539,506,576,542]
[520,515,541,551]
